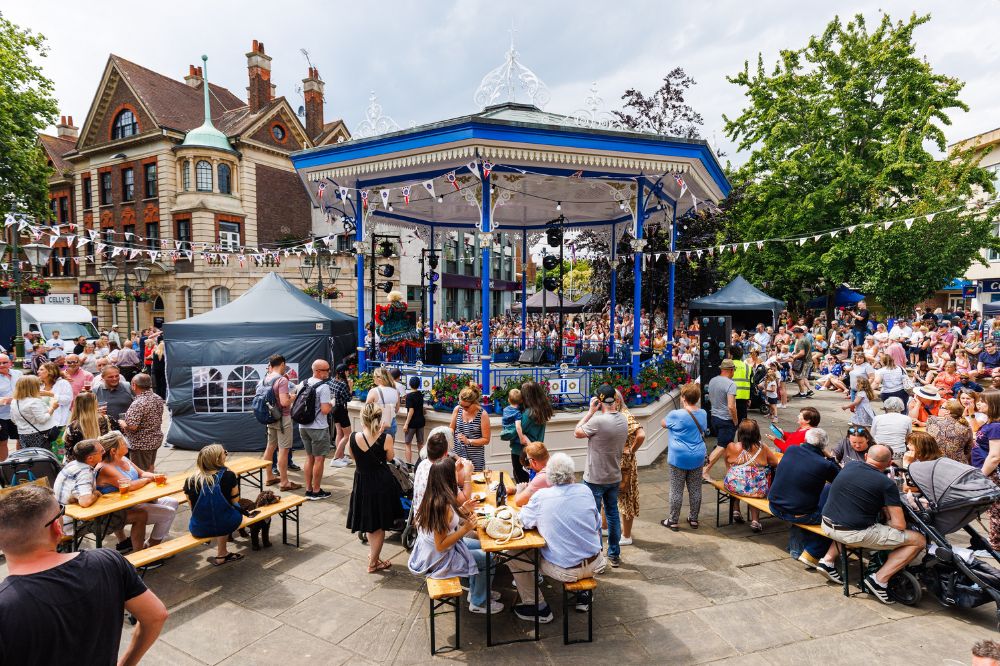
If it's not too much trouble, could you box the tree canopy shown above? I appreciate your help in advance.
[720,12,999,316]
[0,14,58,219]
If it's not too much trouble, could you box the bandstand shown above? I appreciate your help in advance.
[290,102,730,466]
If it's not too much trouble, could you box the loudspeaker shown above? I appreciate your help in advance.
[693,313,732,409]
[579,351,607,366]
[639,351,654,363]
[518,348,546,365]
[424,342,443,365]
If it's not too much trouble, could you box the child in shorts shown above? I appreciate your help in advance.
[500,388,525,444]
[402,376,425,466]
[761,367,779,422]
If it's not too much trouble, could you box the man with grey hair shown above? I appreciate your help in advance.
[506,452,606,622]
[819,444,926,603]
[118,372,165,472]
[767,427,840,567]
[870,396,912,457]
[0,482,167,665]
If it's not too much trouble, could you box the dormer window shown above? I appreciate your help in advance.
[271,124,286,142]
[112,109,138,139]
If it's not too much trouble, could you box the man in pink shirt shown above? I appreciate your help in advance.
[63,354,95,398]
[513,441,552,507]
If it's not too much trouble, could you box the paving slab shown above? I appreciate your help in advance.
[217,624,355,666]
[277,588,383,644]
[158,598,282,665]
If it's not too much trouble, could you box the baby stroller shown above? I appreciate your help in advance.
[359,457,417,551]
[877,458,1000,624]
[0,447,62,488]
[749,364,770,415]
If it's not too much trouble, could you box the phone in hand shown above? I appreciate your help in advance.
[769,423,784,440]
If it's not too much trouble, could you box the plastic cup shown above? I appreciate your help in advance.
[154,473,166,487]
[118,479,130,498]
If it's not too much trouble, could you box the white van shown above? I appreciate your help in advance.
[18,304,100,342]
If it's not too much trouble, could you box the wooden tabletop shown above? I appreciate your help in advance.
[65,456,271,522]
[471,470,546,553]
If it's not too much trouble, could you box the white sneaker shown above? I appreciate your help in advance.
[469,591,502,603]
[601,528,609,536]
[618,537,633,546]
[330,458,350,468]
[469,599,504,614]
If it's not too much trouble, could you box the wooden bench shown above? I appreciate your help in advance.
[126,495,306,572]
[563,578,597,645]
[710,479,862,597]
[426,576,462,655]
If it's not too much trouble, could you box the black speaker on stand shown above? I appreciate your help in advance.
[425,342,443,365]
[518,348,546,365]
[693,314,732,421]
[578,350,607,366]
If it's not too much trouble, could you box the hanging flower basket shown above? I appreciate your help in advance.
[99,288,124,304]
[128,286,158,303]
[19,276,51,298]
[323,286,340,299]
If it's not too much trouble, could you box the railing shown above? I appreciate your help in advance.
[370,339,677,368]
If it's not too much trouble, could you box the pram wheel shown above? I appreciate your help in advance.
[887,570,922,606]
[757,403,770,415]
[402,525,416,551]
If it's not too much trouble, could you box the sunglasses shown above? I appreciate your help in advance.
[44,503,66,528]
[847,427,868,435]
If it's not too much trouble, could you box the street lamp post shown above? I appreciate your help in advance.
[0,232,53,365]
[100,260,151,334]
[299,249,342,303]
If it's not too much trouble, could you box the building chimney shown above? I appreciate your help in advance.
[56,115,78,139]
[302,66,325,140]
[184,64,203,88]
[246,39,272,113]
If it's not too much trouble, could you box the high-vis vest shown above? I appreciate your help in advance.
[732,359,751,400]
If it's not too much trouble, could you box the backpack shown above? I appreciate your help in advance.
[290,381,319,425]
[252,376,281,425]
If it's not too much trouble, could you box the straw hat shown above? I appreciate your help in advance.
[914,385,943,402]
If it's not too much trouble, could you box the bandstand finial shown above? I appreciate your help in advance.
[474,23,550,110]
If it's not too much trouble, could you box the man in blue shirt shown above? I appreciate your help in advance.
[506,453,605,622]
[767,428,839,566]
[977,341,1000,382]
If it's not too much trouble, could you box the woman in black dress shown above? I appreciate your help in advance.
[347,402,404,573]
[151,339,167,400]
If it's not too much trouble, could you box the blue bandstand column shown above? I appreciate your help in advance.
[631,178,646,379]
[609,222,617,357]
[480,173,492,391]
[667,202,678,357]
[520,231,527,351]
[354,190,367,372]
[429,225,436,341]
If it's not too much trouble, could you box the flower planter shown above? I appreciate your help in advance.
[103,297,122,304]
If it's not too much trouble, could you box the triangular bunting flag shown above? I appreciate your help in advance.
[830,230,839,238]
[925,213,935,223]
[848,225,857,234]
[743,242,750,251]
[883,221,893,229]
[466,161,479,177]
[756,241,764,250]
[48,234,59,247]
[422,180,436,199]
[401,185,411,205]
[904,218,915,230]
[379,190,390,209]
[338,186,349,203]
[446,171,459,191]
[814,235,822,242]
[482,160,493,179]
[798,238,807,246]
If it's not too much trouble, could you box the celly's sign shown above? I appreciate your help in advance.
[43,294,76,305]
[980,280,1000,294]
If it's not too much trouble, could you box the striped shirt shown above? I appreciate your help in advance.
[454,406,485,471]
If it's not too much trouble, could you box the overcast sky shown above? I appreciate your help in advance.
[6,1,999,163]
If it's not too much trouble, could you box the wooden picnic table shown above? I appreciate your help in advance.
[65,456,270,549]
[471,470,546,647]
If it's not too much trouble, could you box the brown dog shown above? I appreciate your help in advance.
[236,490,281,550]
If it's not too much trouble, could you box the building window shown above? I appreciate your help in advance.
[336,234,352,252]
[271,123,286,142]
[182,161,190,191]
[991,222,1000,262]
[102,229,114,261]
[219,220,240,251]
[182,287,194,318]
[175,218,191,251]
[123,224,135,247]
[82,176,92,209]
[152,295,164,312]
[212,286,230,309]
[146,222,159,251]
[406,286,421,301]
[217,163,231,194]
[111,109,138,139]
[144,163,157,198]
[100,172,112,205]
[195,161,212,192]
[58,198,69,224]
[121,167,134,202]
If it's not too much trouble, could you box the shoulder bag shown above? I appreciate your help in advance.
[900,367,915,393]
[686,410,708,444]
[485,506,524,545]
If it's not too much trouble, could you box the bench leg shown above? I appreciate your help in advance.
[563,587,594,645]
[429,597,436,655]
[280,506,301,548]
[840,544,849,597]
[429,596,460,655]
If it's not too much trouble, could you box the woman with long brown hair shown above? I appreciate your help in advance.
[973,392,1000,550]
[512,381,553,483]
[63,391,113,456]
[407,457,500,614]
[723,419,780,532]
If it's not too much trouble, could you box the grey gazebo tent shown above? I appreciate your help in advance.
[689,275,785,329]
[163,273,357,451]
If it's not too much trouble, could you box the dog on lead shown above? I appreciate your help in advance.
[235,490,281,550]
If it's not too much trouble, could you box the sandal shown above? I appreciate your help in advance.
[279,482,303,491]
[750,520,763,533]
[660,519,680,532]
[687,519,699,530]
[367,558,392,573]
[731,512,746,524]
[265,478,280,486]
[211,552,244,566]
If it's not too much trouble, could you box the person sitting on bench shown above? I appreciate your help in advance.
[767,428,839,567]
[817,444,926,603]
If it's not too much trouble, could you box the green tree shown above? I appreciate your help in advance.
[721,12,999,317]
[0,14,58,219]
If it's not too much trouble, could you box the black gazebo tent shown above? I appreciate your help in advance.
[163,273,357,451]
[524,290,570,313]
[689,275,785,330]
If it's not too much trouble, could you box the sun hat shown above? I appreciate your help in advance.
[720,359,737,370]
[914,385,943,402]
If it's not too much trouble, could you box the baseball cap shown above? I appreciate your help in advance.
[596,384,617,404]
[720,359,737,370]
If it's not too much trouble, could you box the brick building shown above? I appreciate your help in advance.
[36,40,351,330]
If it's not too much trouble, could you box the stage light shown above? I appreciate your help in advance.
[428,253,439,269]
[543,276,559,291]
[378,264,394,278]
[546,226,563,248]
[379,281,393,294]
[428,271,439,283]
[379,240,395,257]
[543,255,559,271]
[428,284,438,294]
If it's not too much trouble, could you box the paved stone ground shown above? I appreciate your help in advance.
[3,388,996,664]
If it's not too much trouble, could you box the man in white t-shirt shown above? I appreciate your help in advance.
[46,331,66,360]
